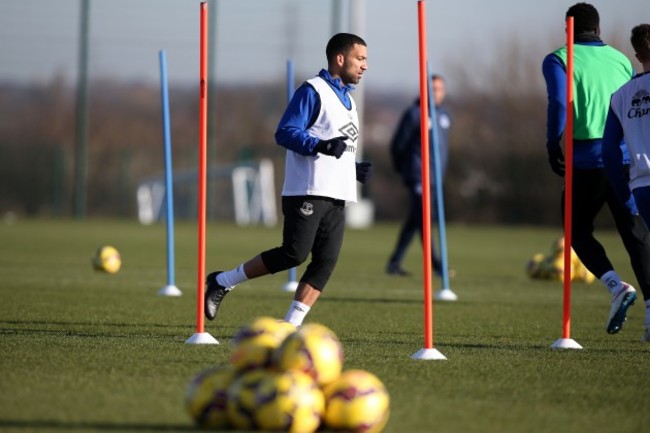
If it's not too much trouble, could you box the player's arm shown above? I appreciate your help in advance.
[274,83,321,156]
[602,106,637,214]
[542,53,567,145]
[542,53,567,175]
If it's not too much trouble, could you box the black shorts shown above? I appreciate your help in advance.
[260,195,346,291]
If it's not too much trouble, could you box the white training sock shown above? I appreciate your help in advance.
[216,264,248,289]
[284,300,311,327]
[600,270,623,296]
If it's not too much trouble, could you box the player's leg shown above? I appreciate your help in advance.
[386,189,420,275]
[285,198,345,326]
[632,186,650,341]
[566,168,613,277]
[566,168,635,333]
[204,195,320,321]
[633,186,650,228]
[607,182,650,334]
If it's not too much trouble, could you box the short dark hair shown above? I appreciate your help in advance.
[566,2,599,34]
[325,33,366,64]
[631,24,650,62]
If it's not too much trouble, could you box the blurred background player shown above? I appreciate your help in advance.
[542,3,650,335]
[204,33,372,327]
[386,74,453,278]
[602,23,650,342]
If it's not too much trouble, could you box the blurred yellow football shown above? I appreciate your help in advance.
[185,365,235,429]
[273,322,343,387]
[92,245,121,274]
[323,369,390,433]
[230,316,296,372]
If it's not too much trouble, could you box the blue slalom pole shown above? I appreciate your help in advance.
[284,59,298,292]
[158,50,181,296]
[426,63,455,300]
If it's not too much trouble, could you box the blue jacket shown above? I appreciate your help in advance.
[390,98,451,188]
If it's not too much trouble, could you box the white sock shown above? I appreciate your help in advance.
[216,264,248,289]
[600,270,623,296]
[284,300,311,327]
[645,299,650,326]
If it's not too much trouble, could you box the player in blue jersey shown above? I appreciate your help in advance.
[386,74,453,281]
[602,23,650,342]
[542,3,650,335]
[204,33,372,327]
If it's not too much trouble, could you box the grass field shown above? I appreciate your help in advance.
[1,219,648,433]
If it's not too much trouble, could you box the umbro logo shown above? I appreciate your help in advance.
[338,122,358,142]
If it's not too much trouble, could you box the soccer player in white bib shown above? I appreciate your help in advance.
[602,23,650,342]
[204,33,371,327]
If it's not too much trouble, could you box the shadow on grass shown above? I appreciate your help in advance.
[319,296,420,305]
[0,419,197,432]
[0,319,187,329]
[0,319,240,341]
[319,295,515,311]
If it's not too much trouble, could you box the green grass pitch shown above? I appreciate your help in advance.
[1,219,648,433]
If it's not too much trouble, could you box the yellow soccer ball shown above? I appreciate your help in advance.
[185,365,235,429]
[574,262,596,283]
[226,369,271,430]
[256,370,325,433]
[526,253,545,279]
[549,255,578,282]
[92,245,121,274]
[323,369,390,433]
[230,316,296,372]
[273,323,343,387]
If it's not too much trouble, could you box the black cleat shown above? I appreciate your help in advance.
[386,264,410,277]
[204,271,229,321]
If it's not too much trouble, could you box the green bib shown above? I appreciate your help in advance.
[553,44,633,139]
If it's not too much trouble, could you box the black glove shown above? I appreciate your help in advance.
[314,136,347,159]
[547,144,565,177]
[356,161,373,184]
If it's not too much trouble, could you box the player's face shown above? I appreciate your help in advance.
[339,43,367,85]
[432,78,446,106]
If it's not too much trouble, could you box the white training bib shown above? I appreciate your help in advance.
[282,76,359,203]
[610,73,650,191]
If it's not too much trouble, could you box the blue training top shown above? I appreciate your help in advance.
[390,98,451,188]
[274,69,355,156]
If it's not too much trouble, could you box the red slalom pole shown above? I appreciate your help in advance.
[186,2,218,345]
[197,1,208,335]
[411,0,446,361]
[562,17,574,339]
[551,16,581,350]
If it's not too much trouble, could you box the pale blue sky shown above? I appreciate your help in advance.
[0,0,647,93]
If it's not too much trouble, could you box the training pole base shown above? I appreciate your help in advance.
[185,332,219,345]
[157,285,182,297]
[282,281,298,293]
[411,348,447,360]
[435,288,458,302]
[550,338,583,350]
